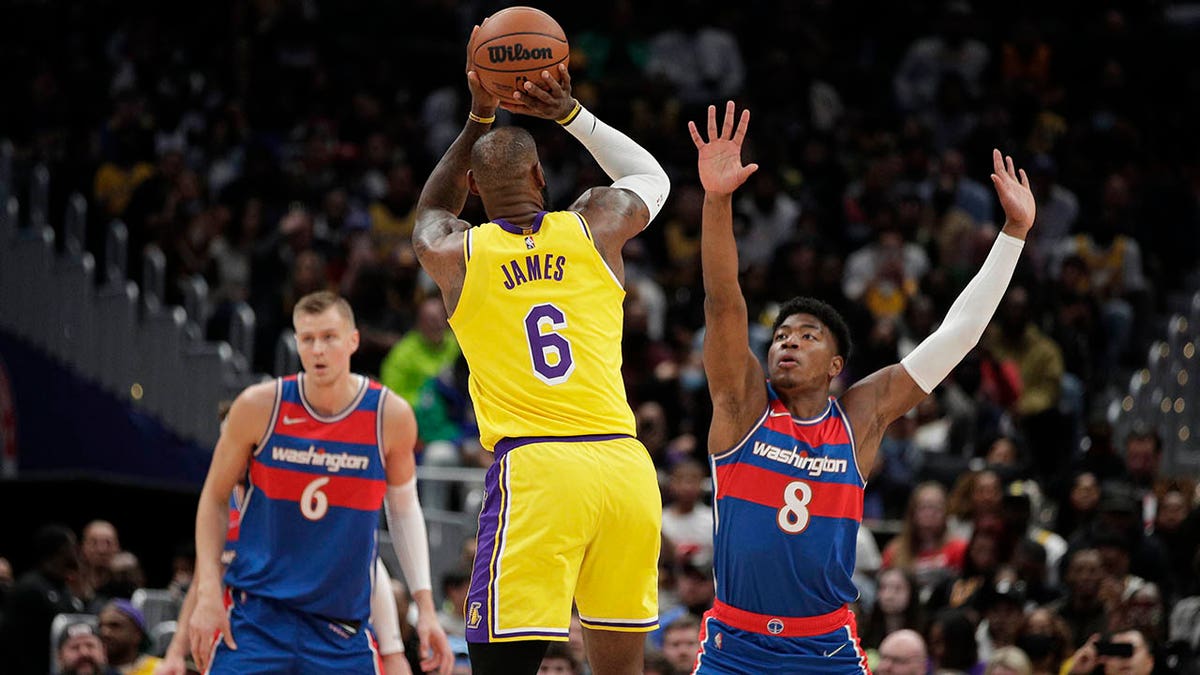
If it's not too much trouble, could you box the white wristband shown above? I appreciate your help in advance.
[384,478,432,593]
[901,232,1024,393]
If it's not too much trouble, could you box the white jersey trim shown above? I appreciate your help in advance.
[577,614,658,626]
[573,211,625,292]
[375,385,389,469]
[252,379,283,456]
[767,398,833,425]
[297,372,369,423]
[832,399,867,487]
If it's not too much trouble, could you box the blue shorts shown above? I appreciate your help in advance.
[693,610,871,674]
[207,590,381,675]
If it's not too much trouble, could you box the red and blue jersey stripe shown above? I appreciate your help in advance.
[225,373,387,622]
[710,383,864,624]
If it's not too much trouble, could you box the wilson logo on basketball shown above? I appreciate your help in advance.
[486,44,553,64]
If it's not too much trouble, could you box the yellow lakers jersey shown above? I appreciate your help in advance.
[449,210,636,450]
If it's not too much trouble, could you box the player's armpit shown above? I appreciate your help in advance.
[840,363,926,465]
[706,376,768,456]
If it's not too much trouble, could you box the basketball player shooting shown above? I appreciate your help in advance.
[690,102,1035,673]
[411,23,671,675]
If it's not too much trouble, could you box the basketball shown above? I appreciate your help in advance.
[469,7,569,102]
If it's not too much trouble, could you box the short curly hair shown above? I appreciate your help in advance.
[771,297,853,363]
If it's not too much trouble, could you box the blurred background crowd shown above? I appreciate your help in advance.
[1,0,1199,673]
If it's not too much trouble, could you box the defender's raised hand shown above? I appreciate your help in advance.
[990,148,1036,237]
[689,101,758,196]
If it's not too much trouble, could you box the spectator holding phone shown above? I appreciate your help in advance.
[1063,630,1154,675]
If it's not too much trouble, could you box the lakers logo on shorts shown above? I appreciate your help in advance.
[467,602,483,630]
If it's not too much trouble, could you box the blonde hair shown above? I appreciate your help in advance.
[293,291,356,328]
[887,482,949,569]
[985,646,1033,675]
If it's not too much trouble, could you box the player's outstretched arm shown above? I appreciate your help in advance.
[691,102,766,452]
[842,149,1036,469]
[517,63,669,248]
[414,26,499,305]
[188,381,274,669]
[380,391,453,675]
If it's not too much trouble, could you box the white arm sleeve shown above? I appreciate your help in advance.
[561,104,670,223]
[384,477,432,593]
[370,557,404,655]
[901,232,1025,393]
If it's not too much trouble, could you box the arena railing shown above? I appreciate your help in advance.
[0,162,259,451]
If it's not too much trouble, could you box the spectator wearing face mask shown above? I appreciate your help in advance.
[1014,608,1072,675]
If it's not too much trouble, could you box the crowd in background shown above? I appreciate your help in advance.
[2,0,1200,673]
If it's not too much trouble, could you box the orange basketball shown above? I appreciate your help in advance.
[469,7,569,102]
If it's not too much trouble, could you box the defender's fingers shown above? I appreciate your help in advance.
[721,100,736,139]
[733,108,751,145]
[688,121,704,149]
[707,105,718,142]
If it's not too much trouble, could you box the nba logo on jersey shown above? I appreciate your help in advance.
[524,235,536,249]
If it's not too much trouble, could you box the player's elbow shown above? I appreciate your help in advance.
[411,215,438,260]
[412,233,432,262]
[613,171,670,225]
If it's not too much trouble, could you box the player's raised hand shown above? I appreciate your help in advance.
[416,609,454,675]
[689,101,759,196]
[990,148,1036,237]
[511,63,576,121]
[465,26,499,115]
